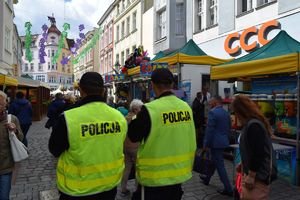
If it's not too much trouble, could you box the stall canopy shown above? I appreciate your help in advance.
[154,39,232,65]
[211,31,300,80]
[0,74,18,86]
[152,51,165,61]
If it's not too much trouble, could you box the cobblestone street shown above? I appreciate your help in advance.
[9,118,300,200]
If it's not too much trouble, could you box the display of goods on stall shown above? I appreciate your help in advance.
[121,45,151,74]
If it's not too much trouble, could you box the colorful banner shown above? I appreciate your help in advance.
[24,22,33,62]
[52,23,70,64]
[140,62,168,76]
[179,82,191,103]
[104,74,125,83]
[39,24,48,64]
[252,76,297,94]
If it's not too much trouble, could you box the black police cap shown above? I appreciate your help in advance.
[151,68,174,84]
[79,72,104,88]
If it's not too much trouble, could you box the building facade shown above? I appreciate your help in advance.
[153,0,186,54]
[12,24,22,76]
[114,0,142,68]
[189,0,300,59]
[0,0,19,75]
[73,29,100,82]
[21,18,74,90]
[142,0,154,58]
[98,4,114,76]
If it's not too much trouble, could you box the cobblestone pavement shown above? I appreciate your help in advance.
[10,117,300,200]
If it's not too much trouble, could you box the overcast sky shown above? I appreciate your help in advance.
[14,0,113,38]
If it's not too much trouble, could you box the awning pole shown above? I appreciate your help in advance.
[296,52,300,186]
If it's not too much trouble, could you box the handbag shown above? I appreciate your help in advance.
[193,149,215,178]
[8,114,29,162]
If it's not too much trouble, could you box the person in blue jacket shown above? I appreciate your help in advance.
[202,95,233,196]
[8,91,32,147]
[46,93,65,128]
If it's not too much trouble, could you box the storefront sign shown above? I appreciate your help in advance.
[140,62,168,76]
[104,74,125,83]
[224,20,280,56]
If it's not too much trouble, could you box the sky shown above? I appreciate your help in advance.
[14,0,114,39]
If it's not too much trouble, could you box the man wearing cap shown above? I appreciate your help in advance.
[128,68,196,200]
[49,72,127,200]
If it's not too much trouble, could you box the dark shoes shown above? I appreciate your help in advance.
[120,190,130,197]
[217,189,233,197]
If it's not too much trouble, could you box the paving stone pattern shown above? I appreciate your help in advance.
[10,118,300,200]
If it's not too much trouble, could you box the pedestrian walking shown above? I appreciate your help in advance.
[107,96,116,108]
[117,100,129,116]
[48,72,127,200]
[8,91,32,147]
[202,95,233,196]
[46,93,65,128]
[232,95,277,199]
[128,68,196,200]
[192,92,205,148]
[120,99,144,197]
[0,91,23,200]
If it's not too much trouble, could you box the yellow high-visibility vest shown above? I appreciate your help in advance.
[57,101,127,196]
[136,95,196,186]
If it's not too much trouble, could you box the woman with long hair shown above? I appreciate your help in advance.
[232,95,276,200]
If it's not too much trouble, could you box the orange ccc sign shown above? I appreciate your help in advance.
[224,20,280,56]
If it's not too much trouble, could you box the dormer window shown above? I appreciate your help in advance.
[51,36,56,43]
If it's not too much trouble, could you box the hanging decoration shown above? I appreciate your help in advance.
[39,24,48,64]
[121,45,150,74]
[72,27,103,64]
[70,24,85,56]
[24,22,33,62]
[52,23,70,64]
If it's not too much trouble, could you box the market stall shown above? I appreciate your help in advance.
[16,76,50,121]
[211,30,300,185]
[153,39,232,104]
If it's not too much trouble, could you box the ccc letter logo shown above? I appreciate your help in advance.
[224,20,280,56]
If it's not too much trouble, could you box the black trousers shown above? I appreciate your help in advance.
[131,184,183,200]
[59,187,117,200]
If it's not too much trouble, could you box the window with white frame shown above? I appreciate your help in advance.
[108,52,112,71]
[52,50,55,57]
[36,75,45,82]
[30,63,34,71]
[126,16,130,36]
[121,51,125,66]
[195,0,204,31]
[48,49,51,57]
[132,11,137,31]
[157,10,166,39]
[116,25,120,41]
[208,0,217,26]
[238,0,252,14]
[126,48,130,59]
[25,63,28,71]
[31,51,34,59]
[122,0,126,11]
[60,76,65,83]
[48,62,50,70]
[109,26,113,43]
[38,63,43,71]
[51,63,55,70]
[121,21,125,39]
[5,27,11,51]
[117,4,120,16]
[116,54,120,65]
[176,3,184,35]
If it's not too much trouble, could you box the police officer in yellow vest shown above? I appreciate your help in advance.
[128,68,196,200]
[49,72,127,200]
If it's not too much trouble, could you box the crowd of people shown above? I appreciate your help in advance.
[0,68,277,200]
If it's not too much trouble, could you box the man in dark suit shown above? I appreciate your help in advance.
[202,95,233,196]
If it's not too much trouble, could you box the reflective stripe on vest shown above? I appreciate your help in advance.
[58,102,127,196]
[137,95,196,186]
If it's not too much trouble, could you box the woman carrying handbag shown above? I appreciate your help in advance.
[0,91,23,200]
[232,95,277,200]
